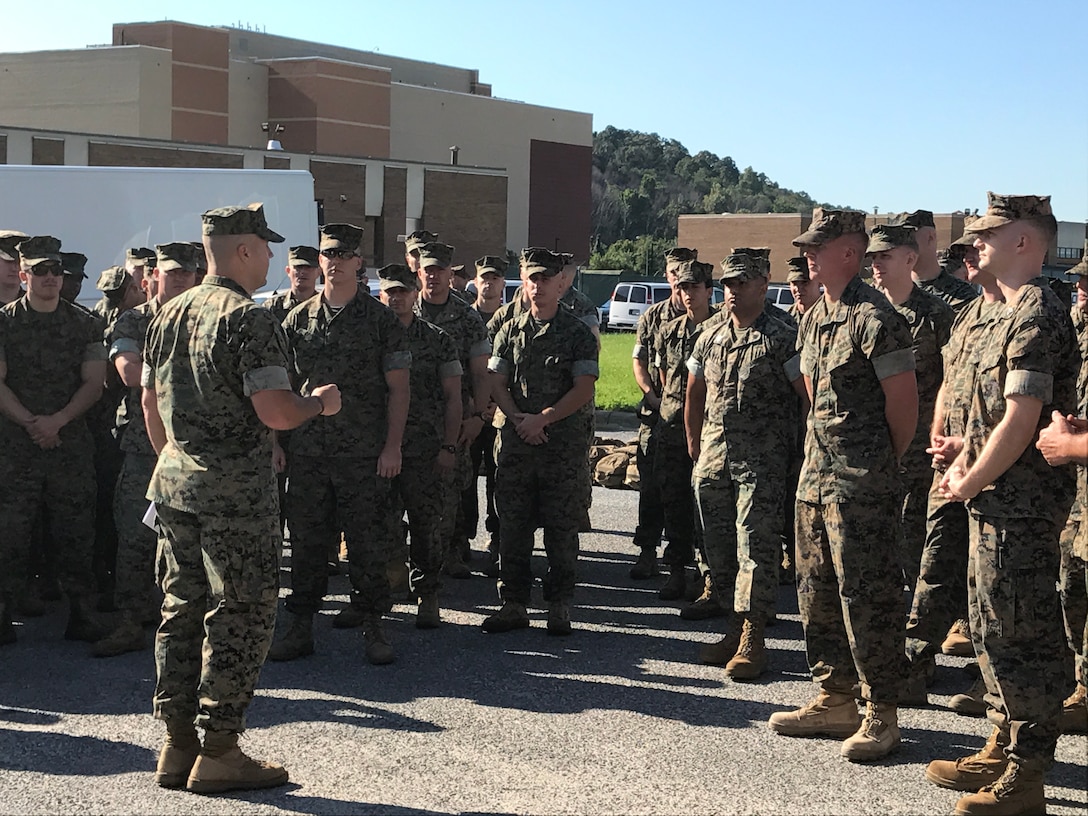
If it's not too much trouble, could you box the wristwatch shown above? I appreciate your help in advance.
[440,444,457,454]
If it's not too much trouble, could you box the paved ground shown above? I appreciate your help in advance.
[1,483,1086,815]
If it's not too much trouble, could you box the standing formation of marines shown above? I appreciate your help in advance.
[0,192,1085,813]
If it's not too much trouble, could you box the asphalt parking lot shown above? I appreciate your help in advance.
[1,483,1086,815]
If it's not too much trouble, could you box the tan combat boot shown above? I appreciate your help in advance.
[267,613,314,661]
[547,601,572,636]
[952,759,1046,816]
[481,601,530,633]
[362,614,395,665]
[950,673,989,717]
[92,612,146,658]
[680,574,727,621]
[925,726,1009,791]
[629,548,660,580]
[768,689,861,738]
[186,730,288,794]
[725,617,766,681]
[64,595,108,642]
[442,549,471,580]
[155,724,200,789]
[416,595,440,630]
[1060,683,1087,734]
[698,615,742,665]
[942,618,975,657]
[840,701,900,762]
[658,566,688,601]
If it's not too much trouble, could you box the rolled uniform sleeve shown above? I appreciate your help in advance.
[783,352,802,383]
[1004,314,1059,403]
[236,308,292,395]
[687,331,713,379]
[439,359,464,379]
[572,359,599,379]
[860,308,916,381]
[489,324,513,377]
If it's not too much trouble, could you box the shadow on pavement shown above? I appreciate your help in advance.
[0,728,151,775]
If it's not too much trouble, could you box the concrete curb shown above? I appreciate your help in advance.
[594,409,640,431]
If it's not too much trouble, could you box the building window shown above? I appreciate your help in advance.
[1057,246,1084,260]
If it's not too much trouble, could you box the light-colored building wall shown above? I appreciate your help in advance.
[0,46,172,140]
[390,84,592,251]
[228,59,269,148]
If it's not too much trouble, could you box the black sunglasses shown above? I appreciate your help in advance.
[320,249,356,260]
[28,264,63,277]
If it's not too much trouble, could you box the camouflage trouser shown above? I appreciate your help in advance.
[694,470,784,621]
[153,505,279,734]
[0,434,97,600]
[91,417,122,600]
[495,433,585,605]
[905,475,971,665]
[796,498,908,703]
[968,513,1065,764]
[632,420,665,553]
[112,452,158,613]
[463,423,499,541]
[1059,515,1087,685]
[392,454,447,597]
[653,430,697,569]
[899,455,933,587]
[437,446,473,556]
[285,455,395,615]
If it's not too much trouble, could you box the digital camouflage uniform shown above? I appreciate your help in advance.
[414,292,489,556]
[108,298,161,615]
[631,296,685,556]
[688,310,801,621]
[143,274,290,734]
[959,276,1077,765]
[395,316,462,596]
[0,296,105,603]
[654,307,719,571]
[905,295,1005,668]
[1059,303,1087,690]
[796,274,916,703]
[489,307,598,605]
[281,290,410,615]
[560,286,601,331]
[883,285,954,586]
[917,268,978,314]
[264,290,313,325]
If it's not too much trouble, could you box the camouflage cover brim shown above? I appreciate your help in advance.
[866,236,909,254]
[963,213,1015,233]
[791,227,833,247]
[1068,259,1088,278]
[786,269,810,283]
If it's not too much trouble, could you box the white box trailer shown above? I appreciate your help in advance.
[0,165,318,305]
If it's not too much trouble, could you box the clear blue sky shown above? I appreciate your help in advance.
[7,0,1087,221]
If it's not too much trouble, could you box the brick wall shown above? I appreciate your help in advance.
[421,170,507,266]
[88,142,243,169]
[528,139,592,261]
[678,214,810,282]
[381,166,407,267]
[32,137,65,165]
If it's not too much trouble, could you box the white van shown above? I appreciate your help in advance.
[607,281,672,331]
[766,283,795,312]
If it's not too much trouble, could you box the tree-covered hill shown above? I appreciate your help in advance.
[589,126,836,271]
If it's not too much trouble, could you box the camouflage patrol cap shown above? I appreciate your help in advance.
[786,257,810,283]
[559,252,576,268]
[888,209,935,229]
[319,223,363,255]
[16,236,62,267]
[288,245,320,268]
[720,252,768,282]
[418,242,456,269]
[451,264,469,279]
[188,241,208,272]
[201,203,285,243]
[792,208,868,247]
[520,247,564,277]
[475,255,508,276]
[1068,240,1088,278]
[664,247,698,274]
[155,242,201,274]
[404,230,439,254]
[964,192,1056,234]
[950,228,977,248]
[938,249,966,276]
[731,247,771,277]
[377,263,420,291]
[126,247,156,265]
[866,224,918,254]
[61,252,88,278]
[96,265,131,292]
[0,230,29,262]
[674,259,714,286]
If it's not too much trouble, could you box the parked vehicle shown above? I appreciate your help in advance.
[766,282,795,312]
[607,280,672,331]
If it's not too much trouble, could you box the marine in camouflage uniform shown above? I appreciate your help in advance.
[768,209,917,763]
[377,263,463,624]
[890,209,979,314]
[629,248,694,578]
[484,248,598,635]
[414,242,490,577]
[687,252,803,678]
[93,246,200,657]
[904,252,1005,691]
[927,194,1077,814]
[0,236,107,644]
[143,204,337,791]
[654,260,720,601]
[868,224,955,587]
[278,224,410,664]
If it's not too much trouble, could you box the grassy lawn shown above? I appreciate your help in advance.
[596,331,643,412]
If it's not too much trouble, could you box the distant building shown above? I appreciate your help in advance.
[0,20,593,262]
